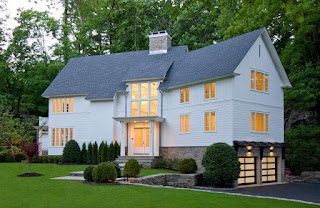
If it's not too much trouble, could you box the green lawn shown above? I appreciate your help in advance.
[0,163,317,208]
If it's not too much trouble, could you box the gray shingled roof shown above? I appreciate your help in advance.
[42,28,265,99]
[159,28,265,89]
[42,46,188,99]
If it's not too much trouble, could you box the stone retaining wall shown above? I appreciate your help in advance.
[300,171,320,184]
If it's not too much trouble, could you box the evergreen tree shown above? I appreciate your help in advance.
[80,143,87,163]
[114,141,120,159]
[104,141,108,162]
[98,142,105,163]
[107,142,115,161]
[87,142,93,164]
[92,142,98,164]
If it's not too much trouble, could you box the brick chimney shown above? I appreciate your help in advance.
[149,31,172,55]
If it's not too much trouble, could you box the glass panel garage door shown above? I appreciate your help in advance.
[238,157,256,185]
[262,157,277,183]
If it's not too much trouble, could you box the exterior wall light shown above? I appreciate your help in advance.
[246,146,253,157]
[269,146,274,156]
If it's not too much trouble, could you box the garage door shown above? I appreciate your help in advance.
[238,157,256,185]
[262,157,277,183]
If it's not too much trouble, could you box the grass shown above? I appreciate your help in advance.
[0,163,318,208]
[139,168,178,177]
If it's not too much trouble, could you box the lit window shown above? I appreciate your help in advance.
[205,82,215,99]
[51,128,73,146]
[52,129,55,146]
[52,99,56,113]
[251,112,268,132]
[56,128,60,146]
[70,98,74,112]
[131,101,138,117]
[150,100,157,116]
[180,88,189,103]
[251,70,268,92]
[61,98,65,113]
[61,129,64,146]
[57,99,61,113]
[205,112,216,131]
[70,128,73,140]
[150,82,158,98]
[66,98,69,112]
[132,83,138,99]
[140,101,148,116]
[180,115,190,133]
[65,128,69,143]
[140,83,148,99]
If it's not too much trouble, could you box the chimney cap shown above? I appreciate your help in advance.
[149,30,172,40]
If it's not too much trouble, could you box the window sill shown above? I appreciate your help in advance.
[204,131,217,133]
[179,132,191,135]
[180,102,190,105]
[250,89,269,94]
[204,97,217,101]
[250,131,269,134]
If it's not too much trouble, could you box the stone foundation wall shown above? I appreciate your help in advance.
[160,147,207,170]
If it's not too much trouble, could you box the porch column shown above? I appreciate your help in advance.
[120,121,125,156]
[149,120,154,156]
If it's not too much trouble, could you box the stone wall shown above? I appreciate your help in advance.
[160,147,207,170]
[300,171,320,184]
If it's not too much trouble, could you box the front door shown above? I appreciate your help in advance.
[134,128,150,155]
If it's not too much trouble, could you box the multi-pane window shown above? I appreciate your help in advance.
[180,88,189,103]
[205,112,216,131]
[251,112,268,132]
[205,82,215,99]
[251,70,268,92]
[131,82,158,117]
[51,128,73,147]
[180,115,189,133]
[52,98,74,113]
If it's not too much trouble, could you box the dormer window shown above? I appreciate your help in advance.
[131,82,158,117]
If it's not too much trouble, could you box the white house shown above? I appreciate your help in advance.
[40,28,291,185]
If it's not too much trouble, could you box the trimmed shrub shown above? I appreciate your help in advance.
[87,142,93,164]
[107,142,115,161]
[92,162,117,183]
[15,153,25,162]
[108,161,121,178]
[0,152,6,162]
[202,143,240,187]
[92,142,98,164]
[178,158,197,174]
[81,143,87,163]
[84,166,95,182]
[53,155,63,163]
[124,158,141,177]
[62,140,81,163]
[98,142,105,163]
[38,156,48,163]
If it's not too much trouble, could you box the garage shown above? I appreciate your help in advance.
[262,157,277,183]
[238,157,256,185]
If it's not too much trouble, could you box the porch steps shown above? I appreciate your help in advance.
[115,156,158,168]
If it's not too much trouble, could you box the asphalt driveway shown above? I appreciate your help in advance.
[224,183,320,204]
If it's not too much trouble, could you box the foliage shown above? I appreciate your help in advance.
[108,161,121,178]
[62,140,81,163]
[84,166,95,182]
[124,158,141,177]
[21,142,38,172]
[80,143,87,163]
[92,142,98,164]
[202,143,240,187]
[178,158,197,174]
[92,162,117,183]
[87,142,92,164]
[98,142,105,163]
[104,141,108,162]
[107,142,115,161]
[285,125,320,175]
[114,141,120,159]
[156,158,181,170]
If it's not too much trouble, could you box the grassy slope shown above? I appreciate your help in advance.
[0,163,317,208]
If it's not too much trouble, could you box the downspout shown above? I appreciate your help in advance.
[159,90,164,155]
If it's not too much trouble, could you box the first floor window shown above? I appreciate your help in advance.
[180,115,189,133]
[251,112,268,132]
[205,112,216,131]
[51,128,73,146]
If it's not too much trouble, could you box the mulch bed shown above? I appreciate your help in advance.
[17,173,43,177]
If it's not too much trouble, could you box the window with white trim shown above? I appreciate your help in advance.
[205,82,215,99]
[180,115,189,133]
[131,82,158,117]
[205,112,216,132]
[51,128,73,147]
[251,70,268,92]
[251,112,268,132]
[52,98,74,114]
[180,88,189,103]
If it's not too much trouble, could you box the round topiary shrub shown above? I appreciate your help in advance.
[62,140,81,163]
[108,161,121,178]
[84,166,95,182]
[178,158,198,174]
[92,162,117,183]
[124,158,141,177]
[202,143,240,187]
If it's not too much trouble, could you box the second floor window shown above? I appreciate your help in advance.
[205,82,215,99]
[52,128,73,147]
[205,112,216,131]
[52,98,73,114]
[131,82,158,117]
[180,88,189,103]
[180,115,190,133]
[251,70,268,92]
[251,112,268,132]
